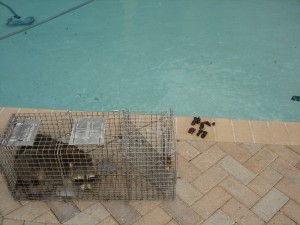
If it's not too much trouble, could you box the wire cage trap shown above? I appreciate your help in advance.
[0,110,176,200]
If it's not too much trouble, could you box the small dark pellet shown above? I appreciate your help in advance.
[188,128,196,134]
[191,117,201,125]
[201,131,208,139]
[204,121,211,126]
[200,122,205,129]
[196,129,203,136]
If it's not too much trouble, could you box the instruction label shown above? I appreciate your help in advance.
[7,119,40,146]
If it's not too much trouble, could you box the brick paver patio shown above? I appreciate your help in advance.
[1,141,299,225]
[0,107,300,225]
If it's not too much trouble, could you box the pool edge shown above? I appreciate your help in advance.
[1,107,299,146]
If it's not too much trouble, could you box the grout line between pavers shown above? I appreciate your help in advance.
[284,122,293,145]
[189,152,227,184]
[266,121,275,145]
[101,202,137,225]
[31,208,53,222]
[109,214,120,225]
[252,149,279,177]
[286,146,300,157]
[248,120,256,144]
[251,198,283,223]
[230,119,237,143]
[46,201,70,224]
[250,186,290,222]
[279,200,298,225]
[273,174,284,191]
[152,205,173,224]
[185,141,201,161]
[249,183,278,211]
[242,152,256,168]
[2,203,23,218]
[251,166,282,200]
[212,185,234,212]
[158,205,178,225]
[32,209,56,224]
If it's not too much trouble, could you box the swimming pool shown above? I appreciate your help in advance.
[0,0,299,121]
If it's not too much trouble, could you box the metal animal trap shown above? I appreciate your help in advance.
[0,110,176,200]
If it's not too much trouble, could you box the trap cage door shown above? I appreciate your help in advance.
[0,112,75,200]
[0,116,41,196]
[121,110,177,200]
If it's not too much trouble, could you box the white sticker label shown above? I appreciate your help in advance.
[7,119,40,146]
[69,118,106,145]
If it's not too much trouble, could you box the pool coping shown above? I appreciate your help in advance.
[0,107,299,146]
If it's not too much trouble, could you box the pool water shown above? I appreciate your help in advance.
[0,0,300,121]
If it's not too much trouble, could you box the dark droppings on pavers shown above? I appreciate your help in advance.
[188,117,215,139]
[201,130,208,138]
[191,117,201,125]
[200,122,205,130]
[196,129,203,136]
[188,127,196,134]
[204,121,211,127]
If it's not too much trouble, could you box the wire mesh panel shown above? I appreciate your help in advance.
[0,110,176,200]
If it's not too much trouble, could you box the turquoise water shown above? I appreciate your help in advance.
[0,0,300,121]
